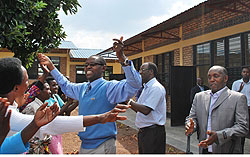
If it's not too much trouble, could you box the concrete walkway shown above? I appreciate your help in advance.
[118,108,250,154]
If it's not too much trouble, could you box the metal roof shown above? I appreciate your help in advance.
[58,41,78,49]
[59,41,118,60]
[69,48,103,58]
[101,0,246,55]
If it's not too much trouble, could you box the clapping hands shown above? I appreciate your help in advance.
[34,102,60,127]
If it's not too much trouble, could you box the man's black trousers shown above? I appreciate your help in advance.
[138,124,166,154]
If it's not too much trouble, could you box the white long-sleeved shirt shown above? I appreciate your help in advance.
[8,102,85,139]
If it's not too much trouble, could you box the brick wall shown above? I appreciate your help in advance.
[144,55,154,63]
[173,49,180,66]
[183,46,193,66]
[183,0,250,40]
[60,57,67,76]
[70,65,76,82]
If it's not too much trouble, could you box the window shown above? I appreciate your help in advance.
[50,56,60,70]
[229,36,241,67]
[193,32,250,88]
[214,39,225,66]
[154,52,173,95]
[104,66,113,80]
[27,56,61,79]
[132,58,142,71]
[246,33,250,65]
[76,65,87,83]
[76,65,85,75]
[195,43,211,86]
[196,43,210,65]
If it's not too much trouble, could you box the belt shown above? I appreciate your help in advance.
[139,124,164,132]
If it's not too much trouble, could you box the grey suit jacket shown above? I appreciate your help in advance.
[186,87,249,154]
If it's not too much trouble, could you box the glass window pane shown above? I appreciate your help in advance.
[76,65,85,74]
[158,54,163,75]
[214,39,225,66]
[229,36,241,67]
[154,52,171,95]
[104,66,113,80]
[246,33,250,65]
[196,65,210,87]
[132,58,142,71]
[197,43,210,65]
[50,57,60,70]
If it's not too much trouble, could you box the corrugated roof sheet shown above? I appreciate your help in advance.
[70,49,103,58]
[58,41,78,49]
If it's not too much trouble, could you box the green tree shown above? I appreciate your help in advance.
[0,0,81,67]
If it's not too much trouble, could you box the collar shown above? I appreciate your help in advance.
[143,77,156,89]
[241,78,250,84]
[8,101,19,111]
[210,86,226,97]
[197,84,203,88]
[89,77,104,89]
[34,97,44,106]
[13,101,19,108]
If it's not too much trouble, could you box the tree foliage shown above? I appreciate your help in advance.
[0,0,81,67]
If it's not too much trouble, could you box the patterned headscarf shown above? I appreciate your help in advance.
[19,83,41,112]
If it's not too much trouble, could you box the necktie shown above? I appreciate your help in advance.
[85,83,91,94]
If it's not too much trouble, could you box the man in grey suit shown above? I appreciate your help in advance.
[185,65,249,154]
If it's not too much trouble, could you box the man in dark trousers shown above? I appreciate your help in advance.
[186,65,249,154]
[190,78,209,104]
[128,62,166,154]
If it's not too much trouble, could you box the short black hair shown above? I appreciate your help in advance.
[46,77,55,85]
[147,62,158,77]
[0,58,23,96]
[242,66,250,71]
[89,55,106,65]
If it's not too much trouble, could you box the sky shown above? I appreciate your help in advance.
[58,0,206,50]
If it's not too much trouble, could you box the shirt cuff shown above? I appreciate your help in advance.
[1,132,30,154]
[122,60,135,72]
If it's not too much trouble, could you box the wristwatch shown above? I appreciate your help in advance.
[127,99,133,106]
[120,58,130,66]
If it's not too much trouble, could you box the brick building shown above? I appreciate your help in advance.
[1,0,249,125]
[100,0,250,125]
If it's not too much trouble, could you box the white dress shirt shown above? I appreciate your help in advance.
[232,79,250,106]
[7,101,85,139]
[135,78,166,129]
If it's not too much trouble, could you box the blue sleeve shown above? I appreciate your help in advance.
[232,82,237,91]
[50,68,85,100]
[0,132,29,154]
[106,61,142,104]
[232,80,240,91]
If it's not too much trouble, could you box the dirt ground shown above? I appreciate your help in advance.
[62,107,184,154]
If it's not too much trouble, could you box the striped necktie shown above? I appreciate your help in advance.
[85,83,91,94]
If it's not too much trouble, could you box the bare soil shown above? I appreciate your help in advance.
[62,107,185,154]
